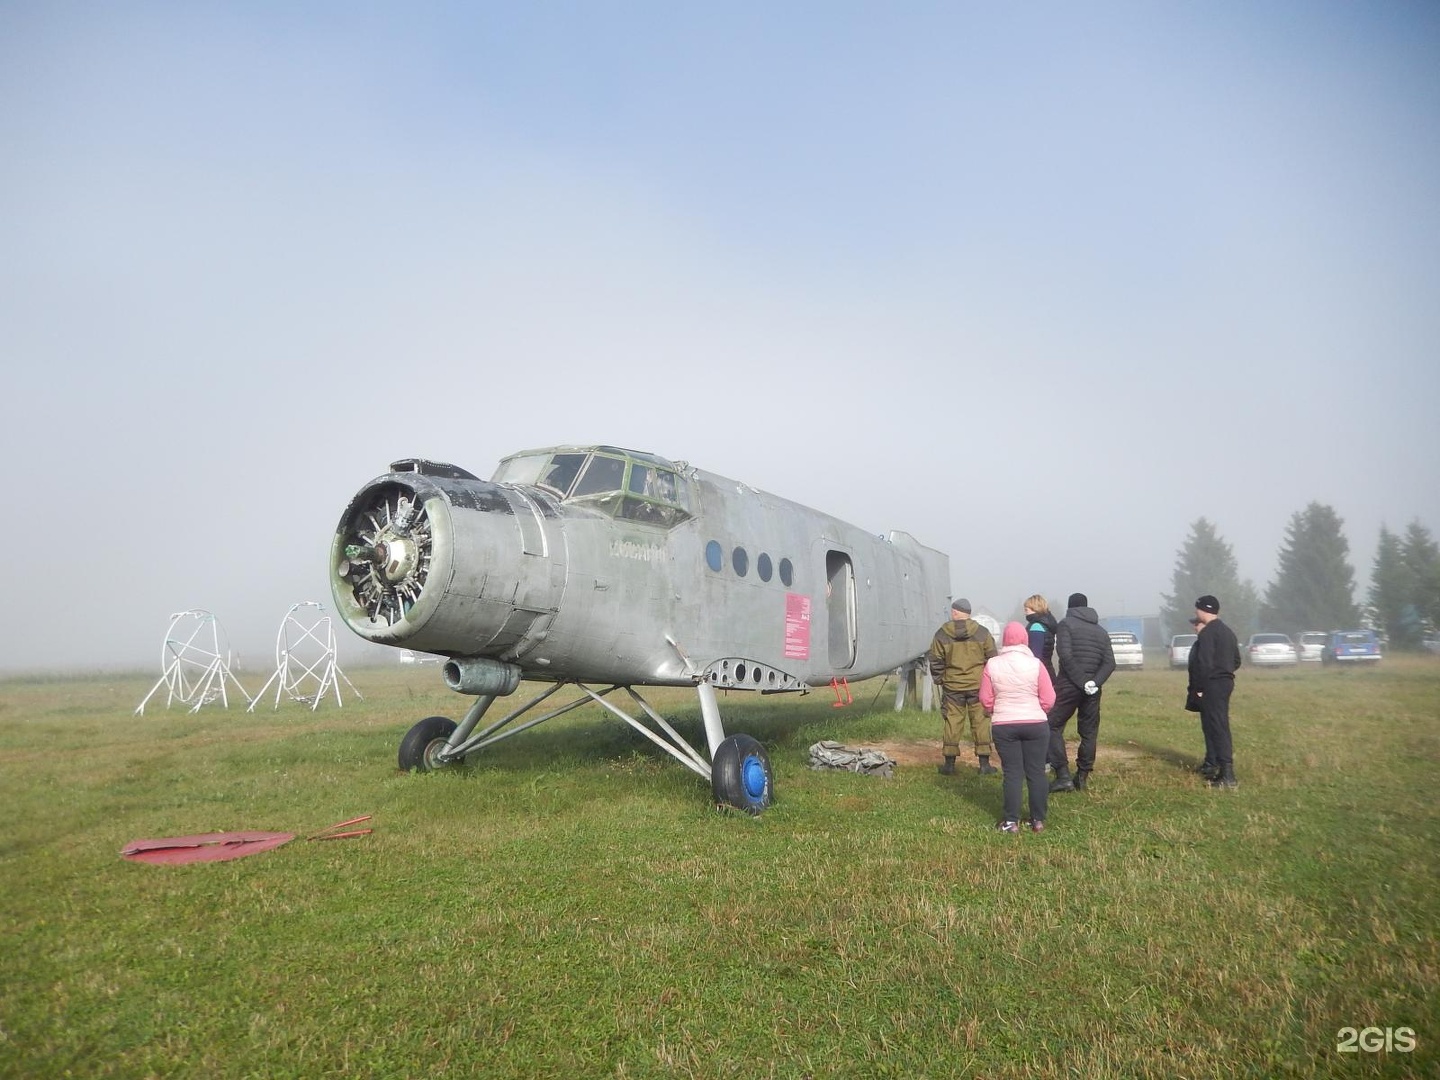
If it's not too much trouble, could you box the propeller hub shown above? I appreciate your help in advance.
[376,536,419,583]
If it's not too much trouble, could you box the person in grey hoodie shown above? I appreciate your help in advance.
[1047,592,1116,792]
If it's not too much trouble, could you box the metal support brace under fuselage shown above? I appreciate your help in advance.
[433,680,722,779]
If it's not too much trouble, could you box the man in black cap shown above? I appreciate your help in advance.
[928,598,998,775]
[1183,615,1215,774]
[1047,592,1116,792]
[1188,594,1242,788]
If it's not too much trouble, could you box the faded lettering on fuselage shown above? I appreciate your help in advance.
[609,539,667,563]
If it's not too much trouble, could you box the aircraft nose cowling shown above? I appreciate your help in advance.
[330,470,565,660]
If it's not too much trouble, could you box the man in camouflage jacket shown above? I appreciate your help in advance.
[928,598,999,775]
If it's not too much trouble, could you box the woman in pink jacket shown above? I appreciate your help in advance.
[980,621,1057,833]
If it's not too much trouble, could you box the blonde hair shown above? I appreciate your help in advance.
[1024,594,1050,615]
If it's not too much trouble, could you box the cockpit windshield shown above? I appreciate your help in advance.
[492,447,692,528]
[491,454,549,486]
[571,454,626,497]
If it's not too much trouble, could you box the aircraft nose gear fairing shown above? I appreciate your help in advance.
[396,678,775,814]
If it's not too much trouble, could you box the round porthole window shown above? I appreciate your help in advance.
[757,553,773,581]
[779,558,794,587]
[705,540,723,572]
[732,547,748,577]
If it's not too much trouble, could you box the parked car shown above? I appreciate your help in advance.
[1322,629,1382,665]
[1296,631,1328,663]
[1246,632,1299,667]
[1109,631,1144,670]
[1169,633,1198,669]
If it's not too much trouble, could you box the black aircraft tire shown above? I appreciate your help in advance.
[398,715,458,772]
[711,734,773,814]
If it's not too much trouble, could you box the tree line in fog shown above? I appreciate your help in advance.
[1158,503,1440,647]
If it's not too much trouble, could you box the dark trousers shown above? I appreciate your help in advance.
[1048,679,1101,774]
[994,721,1050,823]
[1199,677,1235,767]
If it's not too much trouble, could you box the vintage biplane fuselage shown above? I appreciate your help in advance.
[330,445,950,811]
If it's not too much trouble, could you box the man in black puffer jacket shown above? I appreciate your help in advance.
[1047,592,1116,792]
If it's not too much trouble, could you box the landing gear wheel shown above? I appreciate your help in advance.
[712,733,773,814]
[398,715,458,772]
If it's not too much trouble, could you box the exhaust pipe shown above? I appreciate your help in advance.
[443,657,523,697]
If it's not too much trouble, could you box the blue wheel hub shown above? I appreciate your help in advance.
[742,756,768,799]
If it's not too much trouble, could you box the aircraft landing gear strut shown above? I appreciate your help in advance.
[394,679,775,814]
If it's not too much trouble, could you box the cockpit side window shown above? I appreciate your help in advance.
[617,463,692,527]
[638,466,690,507]
[629,465,681,503]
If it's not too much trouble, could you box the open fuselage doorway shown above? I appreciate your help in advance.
[826,551,857,670]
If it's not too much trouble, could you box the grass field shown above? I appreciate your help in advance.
[2,656,1437,1078]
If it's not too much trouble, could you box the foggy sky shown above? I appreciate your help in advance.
[3,2,1438,674]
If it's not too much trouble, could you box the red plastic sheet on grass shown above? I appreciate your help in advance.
[121,831,296,865]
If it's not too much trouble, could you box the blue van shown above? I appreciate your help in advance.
[1322,630,1382,665]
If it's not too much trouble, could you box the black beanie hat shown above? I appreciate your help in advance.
[1195,595,1220,614]
[1067,593,1088,609]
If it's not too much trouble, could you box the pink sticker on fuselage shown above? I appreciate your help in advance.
[784,593,812,660]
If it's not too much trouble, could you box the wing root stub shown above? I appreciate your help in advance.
[700,659,804,692]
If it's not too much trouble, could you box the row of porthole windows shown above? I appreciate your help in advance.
[704,540,794,586]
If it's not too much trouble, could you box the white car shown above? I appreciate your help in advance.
[1296,631,1327,663]
[1108,631,1144,670]
[1247,633,1299,667]
[1169,633,1198,669]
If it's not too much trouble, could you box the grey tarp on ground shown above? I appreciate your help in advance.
[807,740,896,778]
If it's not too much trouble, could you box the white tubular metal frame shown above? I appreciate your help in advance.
[249,601,363,712]
[135,610,253,715]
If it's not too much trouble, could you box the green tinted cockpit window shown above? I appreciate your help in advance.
[538,454,587,495]
[497,448,693,528]
[571,455,626,497]
[619,497,686,527]
[628,465,686,507]
[617,462,692,527]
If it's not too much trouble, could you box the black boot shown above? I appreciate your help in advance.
[1197,761,1218,780]
[1209,764,1238,789]
[977,754,998,776]
[1049,765,1074,793]
[1073,769,1090,791]
[938,755,956,776]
